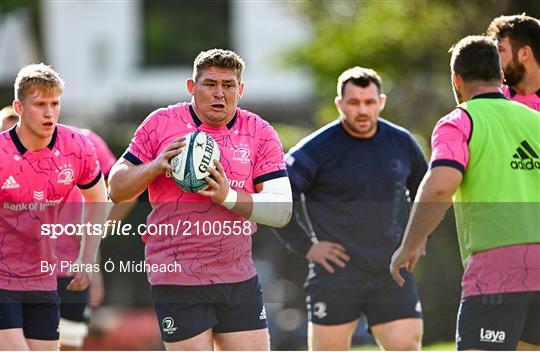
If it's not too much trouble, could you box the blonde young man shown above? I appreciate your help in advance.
[1,106,116,350]
[0,64,107,350]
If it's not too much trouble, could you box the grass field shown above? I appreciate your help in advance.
[352,341,455,351]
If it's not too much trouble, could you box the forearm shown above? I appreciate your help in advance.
[80,182,108,264]
[108,160,159,203]
[107,199,136,221]
[251,190,292,228]
[225,190,253,220]
[401,199,452,251]
[401,169,457,251]
[79,228,102,264]
[222,177,292,228]
[224,190,292,228]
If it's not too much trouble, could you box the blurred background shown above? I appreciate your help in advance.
[1,0,539,350]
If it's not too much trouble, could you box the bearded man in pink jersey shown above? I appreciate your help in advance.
[0,64,107,350]
[487,14,540,110]
[109,49,292,350]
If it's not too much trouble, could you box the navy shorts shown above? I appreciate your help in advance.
[152,275,268,342]
[0,288,60,340]
[57,277,90,322]
[457,291,540,350]
[306,269,422,329]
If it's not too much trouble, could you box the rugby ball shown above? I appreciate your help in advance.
[170,131,220,192]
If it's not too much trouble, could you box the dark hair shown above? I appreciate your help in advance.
[193,49,245,82]
[450,36,501,82]
[337,66,382,97]
[487,14,540,64]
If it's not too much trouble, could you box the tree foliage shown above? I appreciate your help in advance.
[285,0,539,139]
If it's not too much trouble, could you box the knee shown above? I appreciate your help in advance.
[308,325,354,351]
[381,332,422,351]
[384,339,421,351]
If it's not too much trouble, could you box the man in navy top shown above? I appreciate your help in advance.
[277,67,427,350]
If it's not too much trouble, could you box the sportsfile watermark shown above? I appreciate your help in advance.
[41,220,254,239]
[40,260,182,274]
[28,200,539,239]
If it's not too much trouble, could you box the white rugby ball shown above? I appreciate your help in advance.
[170,131,221,192]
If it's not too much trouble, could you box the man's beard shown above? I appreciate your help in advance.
[504,57,526,87]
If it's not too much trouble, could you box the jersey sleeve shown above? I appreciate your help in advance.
[77,134,102,189]
[273,143,320,256]
[406,135,428,202]
[430,108,472,174]
[87,131,116,177]
[252,122,288,184]
[285,147,318,193]
[122,110,162,165]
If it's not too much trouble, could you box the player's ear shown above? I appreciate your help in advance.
[517,45,531,64]
[238,82,245,97]
[334,96,342,112]
[13,100,23,117]
[379,93,387,111]
[187,79,196,95]
[451,72,461,90]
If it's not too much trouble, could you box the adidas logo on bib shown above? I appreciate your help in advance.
[510,140,540,170]
[1,176,20,190]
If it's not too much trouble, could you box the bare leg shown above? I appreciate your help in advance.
[26,338,59,351]
[213,328,270,351]
[308,320,358,350]
[0,329,29,350]
[371,317,423,350]
[164,328,214,351]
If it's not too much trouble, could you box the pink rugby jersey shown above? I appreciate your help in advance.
[430,97,540,298]
[123,103,287,286]
[0,124,101,291]
[56,128,116,277]
[502,85,540,111]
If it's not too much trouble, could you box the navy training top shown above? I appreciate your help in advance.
[277,118,427,288]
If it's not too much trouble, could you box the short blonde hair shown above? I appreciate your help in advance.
[14,63,64,101]
[193,49,245,83]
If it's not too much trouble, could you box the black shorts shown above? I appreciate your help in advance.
[152,275,268,342]
[57,277,90,322]
[306,269,422,329]
[457,291,540,350]
[0,288,60,340]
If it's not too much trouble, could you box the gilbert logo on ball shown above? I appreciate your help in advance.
[170,131,221,192]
